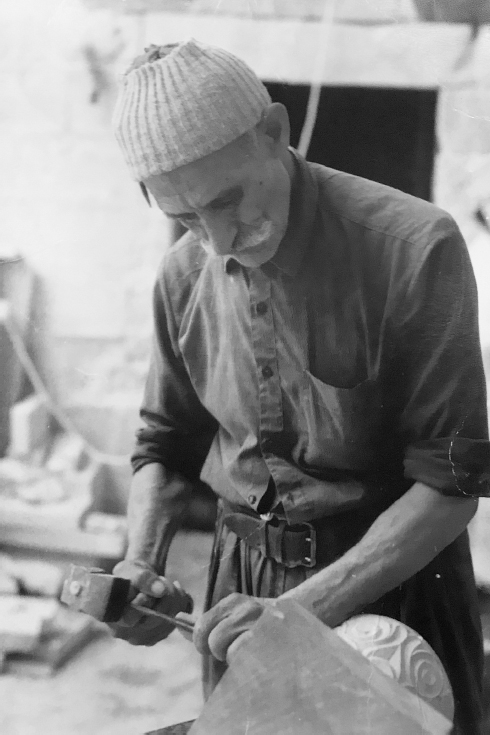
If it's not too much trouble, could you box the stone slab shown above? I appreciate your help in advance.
[189,600,452,735]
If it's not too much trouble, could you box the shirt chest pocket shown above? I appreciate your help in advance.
[299,370,385,472]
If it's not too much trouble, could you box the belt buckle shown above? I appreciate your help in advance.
[281,521,316,569]
[300,522,316,568]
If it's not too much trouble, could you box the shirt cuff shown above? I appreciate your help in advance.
[404,437,490,497]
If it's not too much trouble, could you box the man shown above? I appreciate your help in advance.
[111,40,490,732]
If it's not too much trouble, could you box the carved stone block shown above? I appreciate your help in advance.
[189,600,453,735]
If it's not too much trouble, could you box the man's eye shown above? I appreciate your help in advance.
[210,197,239,212]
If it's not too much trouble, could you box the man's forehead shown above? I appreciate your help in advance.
[145,161,233,196]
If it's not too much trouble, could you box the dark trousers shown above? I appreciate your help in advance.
[202,501,484,735]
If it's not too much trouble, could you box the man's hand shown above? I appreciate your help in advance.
[109,559,193,646]
[182,593,268,662]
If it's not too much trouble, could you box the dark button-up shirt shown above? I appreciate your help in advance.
[132,151,490,524]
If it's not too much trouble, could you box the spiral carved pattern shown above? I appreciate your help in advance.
[335,615,454,721]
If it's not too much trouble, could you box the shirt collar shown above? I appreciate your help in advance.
[224,149,318,277]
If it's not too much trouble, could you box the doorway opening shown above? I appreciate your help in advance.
[265,82,438,201]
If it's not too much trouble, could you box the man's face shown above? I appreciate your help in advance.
[143,129,291,268]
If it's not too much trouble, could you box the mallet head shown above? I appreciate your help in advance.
[61,565,131,622]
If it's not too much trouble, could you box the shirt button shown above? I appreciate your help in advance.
[256,301,268,315]
[262,365,273,379]
[248,494,257,505]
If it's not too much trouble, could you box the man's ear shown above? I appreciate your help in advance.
[258,102,291,153]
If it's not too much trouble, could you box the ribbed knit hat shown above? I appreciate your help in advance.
[112,39,271,181]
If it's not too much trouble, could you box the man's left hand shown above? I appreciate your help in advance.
[178,593,267,662]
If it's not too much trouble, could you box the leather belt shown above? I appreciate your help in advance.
[222,508,317,569]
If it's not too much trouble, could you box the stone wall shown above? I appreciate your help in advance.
[0,0,170,462]
[82,0,490,24]
[83,0,417,21]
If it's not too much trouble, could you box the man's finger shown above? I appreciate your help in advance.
[113,560,169,599]
[129,569,168,597]
[207,616,254,662]
[193,593,245,655]
[194,594,265,659]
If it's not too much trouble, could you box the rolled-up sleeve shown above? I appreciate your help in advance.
[131,267,218,480]
[393,217,490,497]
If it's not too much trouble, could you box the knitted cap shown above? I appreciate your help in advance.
[112,39,271,180]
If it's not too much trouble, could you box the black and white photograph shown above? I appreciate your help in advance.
[1,1,490,733]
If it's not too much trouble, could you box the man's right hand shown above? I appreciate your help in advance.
[109,560,194,646]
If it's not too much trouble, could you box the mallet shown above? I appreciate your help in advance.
[60,564,195,634]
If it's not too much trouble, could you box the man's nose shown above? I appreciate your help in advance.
[200,213,237,256]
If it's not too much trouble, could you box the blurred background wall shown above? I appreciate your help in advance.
[0,0,489,513]
[0,0,169,484]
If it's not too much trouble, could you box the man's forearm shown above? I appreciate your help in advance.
[280,482,478,627]
[125,462,194,574]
